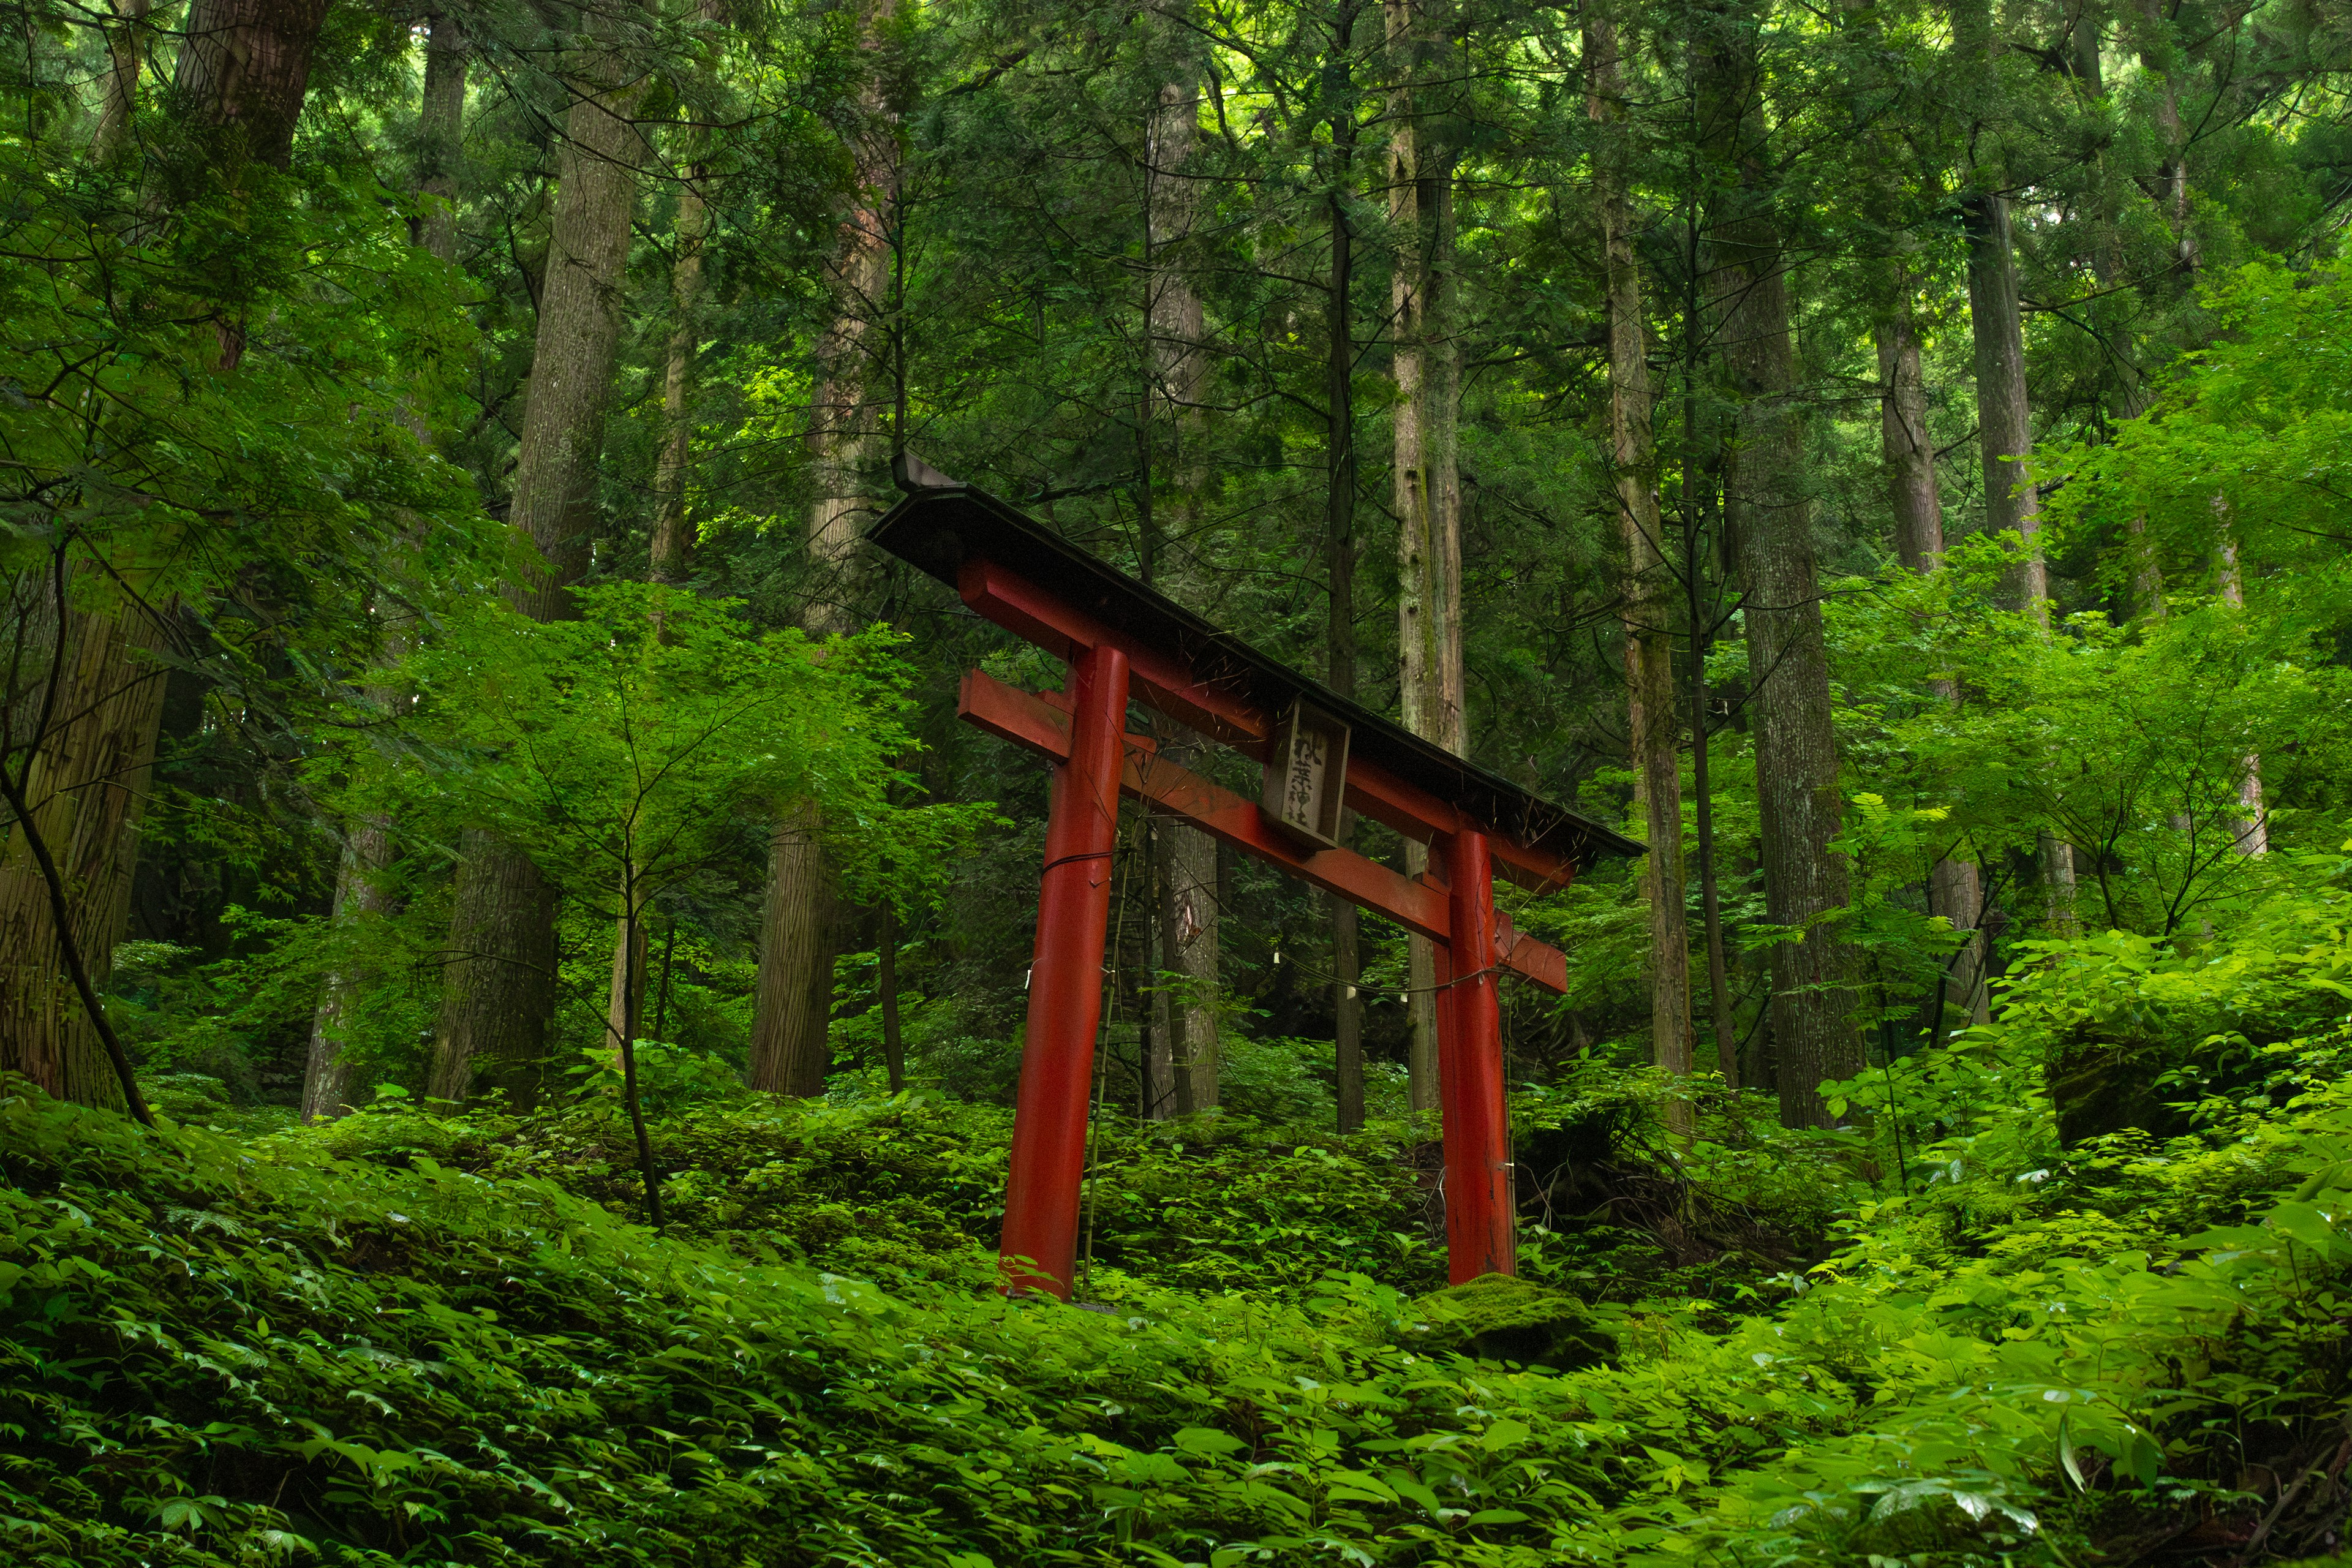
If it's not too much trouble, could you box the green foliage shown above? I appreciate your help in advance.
[352,584,983,923]
[10,982,2352,1567]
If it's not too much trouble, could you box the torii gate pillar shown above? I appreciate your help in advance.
[1439,828,1513,1283]
[998,644,1130,1298]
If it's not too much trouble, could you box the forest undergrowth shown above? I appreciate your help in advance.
[7,908,2352,1568]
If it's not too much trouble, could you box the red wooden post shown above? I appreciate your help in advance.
[1438,828,1515,1282]
[998,642,1130,1298]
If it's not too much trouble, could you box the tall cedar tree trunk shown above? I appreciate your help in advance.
[611,0,723,1045]
[1326,6,1365,1133]
[306,17,469,1121]
[1588,13,1693,1114]
[1874,282,1991,1031]
[650,166,709,584]
[1386,0,1457,1121]
[0,585,168,1110]
[429,7,648,1106]
[2136,0,2198,282]
[1145,13,1221,1113]
[168,0,330,170]
[1704,13,1862,1128]
[0,0,329,1114]
[1954,0,2076,933]
[750,1,896,1096]
[650,0,726,587]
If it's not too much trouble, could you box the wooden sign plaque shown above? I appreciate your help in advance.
[1261,699,1351,850]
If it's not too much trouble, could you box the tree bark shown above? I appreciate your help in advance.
[1143,14,1223,1114]
[2214,505,2267,855]
[1589,12,1692,1115]
[1386,0,1449,1122]
[167,0,331,171]
[2135,0,2198,283]
[1964,194,2051,615]
[748,799,834,1095]
[426,827,559,1104]
[91,0,153,161]
[753,0,897,1096]
[649,167,707,584]
[804,0,899,620]
[301,818,387,1121]
[429,9,647,1105]
[1705,19,1861,1128]
[1954,7,2076,930]
[606,907,647,1052]
[878,897,905,1091]
[1156,795,1219,1110]
[412,15,468,263]
[1325,43,1365,1130]
[1875,284,1990,1030]
[0,586,170,1110]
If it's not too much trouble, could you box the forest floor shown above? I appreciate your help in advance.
[6,955,2352,1566]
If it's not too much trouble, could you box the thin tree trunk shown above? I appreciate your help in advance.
[302,820,388,1121]
[1951,0,2078,935]
[2136,0,2198,283]
[429,8,647,1105]
[1158,805,1220,1110]
[878,897,905,1091]
[1589,12,1692,1119]
[1964,194,2050,615]
[613,902,665,1228]
[1144,820,1177,1117]
[1706,21,1861,1128]
[1425,164,1465,755]
[1876,282,1990,1030]
[2214,506,2267,855]
[1325,50,1365,1129]
[649,168,707,584]
[748,799,834,1095]
[606,907,647,1052]
[1387,0,1444,1123]
[1143,18,1223,1114]
[1878,303,1941,575]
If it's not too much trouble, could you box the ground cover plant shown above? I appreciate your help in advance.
[7,907,2352,1566]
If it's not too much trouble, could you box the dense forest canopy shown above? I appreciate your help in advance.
[6,0,2352,1561]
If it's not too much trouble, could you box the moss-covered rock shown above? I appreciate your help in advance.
[1408,1272,1618,1371]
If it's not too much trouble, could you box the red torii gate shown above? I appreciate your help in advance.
[870,462,1642,1298]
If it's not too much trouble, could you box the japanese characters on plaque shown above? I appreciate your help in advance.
[1260,698,1351,850]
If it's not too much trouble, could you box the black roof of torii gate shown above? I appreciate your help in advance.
[867,468,1645,876]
